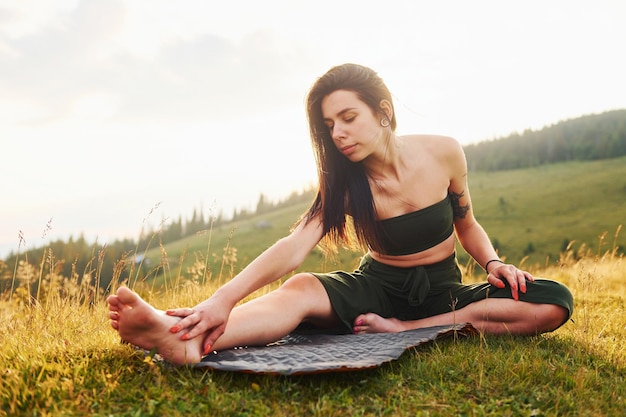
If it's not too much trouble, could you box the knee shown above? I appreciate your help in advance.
[275,274,333,319]
[278,273,321,294]
[540,304,570,333]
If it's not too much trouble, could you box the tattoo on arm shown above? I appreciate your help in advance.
[449,191,470,219]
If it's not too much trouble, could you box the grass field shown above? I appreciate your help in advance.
[1,158,625,416]
[1,241,624,416]
[467,156,626,268]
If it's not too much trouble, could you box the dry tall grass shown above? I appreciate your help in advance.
[1,227,624,366]
[0,229,624,416]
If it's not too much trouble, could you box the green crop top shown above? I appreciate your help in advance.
[377,195,454,256]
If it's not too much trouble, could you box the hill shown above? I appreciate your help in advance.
[134,156,625,288]
[464,109,626,171]
[464,156,624,267]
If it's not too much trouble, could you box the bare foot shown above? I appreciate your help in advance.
[353,313,406,334]
[107,287,203,365]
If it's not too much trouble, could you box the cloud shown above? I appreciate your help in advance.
[0,0,126,124]
[112,29,316,123]
[0,0,79,38]
[0,0,323,130]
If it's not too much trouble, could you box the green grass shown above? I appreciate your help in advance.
[467,156,626,267]
[1,249,624,416]
[1,157,625,416]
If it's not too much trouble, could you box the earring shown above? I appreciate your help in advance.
[380,118,390,127]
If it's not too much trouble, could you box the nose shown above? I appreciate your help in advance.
[332,124,346,141]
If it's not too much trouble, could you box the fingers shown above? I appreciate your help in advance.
[488,272,518,300]
[180,318,208,341]
[167,311,225,346]
[164,299,231,348]
[202,326,227,355]
[488,264,532,301]
[168,314,200,335]
[166,308,197,334]
[166,307,195,317]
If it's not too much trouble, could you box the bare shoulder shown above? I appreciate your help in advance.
[402,134,463,159]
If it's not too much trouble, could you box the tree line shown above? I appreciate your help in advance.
[464,109,626,171]
[0,188,316,296]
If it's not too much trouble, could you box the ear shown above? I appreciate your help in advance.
[378,99,393,120]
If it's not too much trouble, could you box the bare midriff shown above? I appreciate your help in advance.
[368,233,456,268]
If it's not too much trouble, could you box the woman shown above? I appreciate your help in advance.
[108,63,573,365]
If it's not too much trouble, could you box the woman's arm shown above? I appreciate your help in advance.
[446,139,533,300]
[167,214,325,349]
[212,217,324,307]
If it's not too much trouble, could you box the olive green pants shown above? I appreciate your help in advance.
[313,253,574,333]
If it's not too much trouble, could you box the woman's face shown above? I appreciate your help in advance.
[321,89,384,162]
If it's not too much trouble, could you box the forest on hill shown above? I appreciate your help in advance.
[1,109,624,292]
[464,109,626,171]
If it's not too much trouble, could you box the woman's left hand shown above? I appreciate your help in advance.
[487,262,535,301]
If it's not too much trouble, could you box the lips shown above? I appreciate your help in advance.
[340,144,357,155]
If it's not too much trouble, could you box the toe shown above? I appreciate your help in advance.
[107,295,120,310]
[116,286,140,306]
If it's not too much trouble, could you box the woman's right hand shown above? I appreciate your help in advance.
[166,295,234,355]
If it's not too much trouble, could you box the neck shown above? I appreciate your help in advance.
[365,132,402,180]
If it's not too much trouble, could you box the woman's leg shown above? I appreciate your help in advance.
[353,298,569,335]
[107,273,338,365]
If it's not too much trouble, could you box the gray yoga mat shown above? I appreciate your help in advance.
[194,323,477,375]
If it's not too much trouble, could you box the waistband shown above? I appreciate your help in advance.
[358,253,458,307]
[360,252,457,273]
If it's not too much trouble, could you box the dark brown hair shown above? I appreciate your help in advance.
[297,63,396,254]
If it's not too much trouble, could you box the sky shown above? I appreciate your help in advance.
[1,0,625,258]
